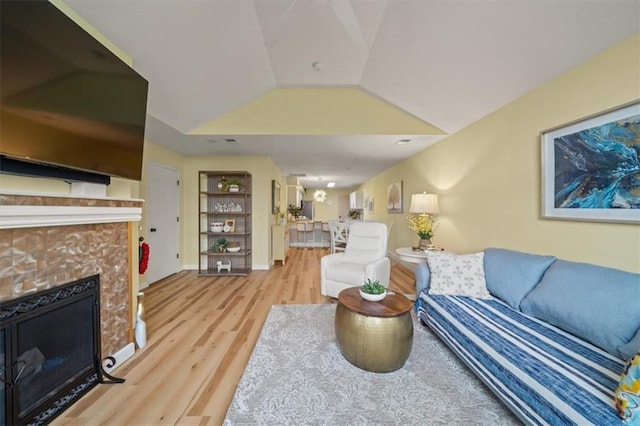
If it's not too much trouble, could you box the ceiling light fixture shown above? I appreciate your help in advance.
[311,61,323,72]
[396,139,411,145]
[314,189,327,202]
[327,182,336,188]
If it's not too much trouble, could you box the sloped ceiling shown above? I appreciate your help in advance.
[66,0,639,188]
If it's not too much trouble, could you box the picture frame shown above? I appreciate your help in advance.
[368,197,375,214]
[387,181,403,213]
[541,101,640,223]
[224,219,236,232]
[272,180,281,214]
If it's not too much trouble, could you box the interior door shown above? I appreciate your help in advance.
[144,162,179,286]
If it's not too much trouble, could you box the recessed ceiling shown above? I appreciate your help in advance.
[66,0,640,189]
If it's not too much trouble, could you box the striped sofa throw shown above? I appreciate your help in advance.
[416,294,626,425]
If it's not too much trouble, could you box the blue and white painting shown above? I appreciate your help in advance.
[553,114,640,210]
[542,102,640,223]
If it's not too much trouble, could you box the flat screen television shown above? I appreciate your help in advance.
[0,0,148,183]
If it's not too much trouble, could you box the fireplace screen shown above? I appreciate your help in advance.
[1,275,101,425]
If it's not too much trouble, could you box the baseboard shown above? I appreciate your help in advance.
[138,280,149,290]
[253,264,270,270]
[103,342,135,374]
[183,264,198,270]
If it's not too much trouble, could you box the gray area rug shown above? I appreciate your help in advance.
[224,304,520,425]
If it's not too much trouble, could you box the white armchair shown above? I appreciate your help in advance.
[320,222,390,298]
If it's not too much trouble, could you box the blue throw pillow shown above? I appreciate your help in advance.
[521,260,640,359]
[483,248,556,310]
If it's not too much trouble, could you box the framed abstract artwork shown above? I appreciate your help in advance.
[387,181,403,213]
[541,101,640,223]
[272,180,280,214]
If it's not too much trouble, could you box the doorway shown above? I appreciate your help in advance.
[144,162,179,287]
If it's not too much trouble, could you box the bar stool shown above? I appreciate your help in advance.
[296,221,314,249]
[320,222,330,249]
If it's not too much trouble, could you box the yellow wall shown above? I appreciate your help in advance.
[361,33,640,273]
[181,156,282,269]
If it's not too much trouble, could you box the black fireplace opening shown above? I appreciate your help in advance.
[1,275,101,426]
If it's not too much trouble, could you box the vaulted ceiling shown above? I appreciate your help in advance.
[66,0,639,188]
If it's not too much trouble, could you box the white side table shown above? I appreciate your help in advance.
[395,247,428,264]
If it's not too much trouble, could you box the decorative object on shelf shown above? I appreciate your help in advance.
[275,211,287,225]
[541,100,640,224]
[359,279,387,301]
[217,176,228,192]
[408,192,439,249]
[272,180,281,214]
[313,189,327,203]
[348,209,360,220]
[214,202,242,213]
[227,242,241,252]
[212,238,229,252]
[226,178,243,192]
[224,219,236,232]
[211,222,224,232]
[387,181,403,213]
[217,260,231,272]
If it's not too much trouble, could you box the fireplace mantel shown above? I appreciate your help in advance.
[0,190,143,228]
[0,205,142,229]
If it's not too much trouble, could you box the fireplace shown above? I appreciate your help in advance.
[0,192,142,424]
[1,275,102,425]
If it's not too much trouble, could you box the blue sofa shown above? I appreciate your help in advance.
[415,248,640,425]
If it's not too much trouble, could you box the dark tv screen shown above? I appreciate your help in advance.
[0,0,148,181]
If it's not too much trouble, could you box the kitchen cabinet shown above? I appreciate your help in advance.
[287,185,305,207]
[349,190,364,209]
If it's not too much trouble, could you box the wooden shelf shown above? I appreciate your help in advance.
[200,191,251,196]
[200,250,252,256]
[198,268,251,277]
[200,212,251,216]
[200,231,251,236]
[198,171,252,277]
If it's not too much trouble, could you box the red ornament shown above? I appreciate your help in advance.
[139,242,150,274]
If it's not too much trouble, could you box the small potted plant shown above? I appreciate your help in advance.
[212,238,229,253]
[359,278,387,301]
[226,178,243,192]
[287,204,302,219]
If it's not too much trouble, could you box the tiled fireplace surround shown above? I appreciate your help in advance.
[0,193,142,359]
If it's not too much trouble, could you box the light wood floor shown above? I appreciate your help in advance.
[54,248,416,425]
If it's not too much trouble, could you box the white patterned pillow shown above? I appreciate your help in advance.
[426,251,492,299]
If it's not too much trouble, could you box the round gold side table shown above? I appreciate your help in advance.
[335,287,414,373]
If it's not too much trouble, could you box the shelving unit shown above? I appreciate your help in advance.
[199,171,252,276]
